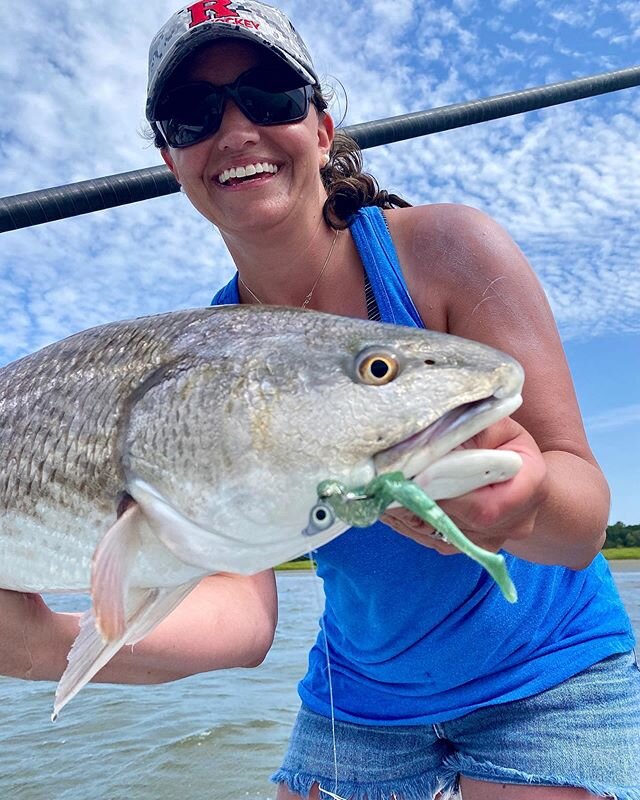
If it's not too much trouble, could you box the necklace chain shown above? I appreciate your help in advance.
[238,229,341,308]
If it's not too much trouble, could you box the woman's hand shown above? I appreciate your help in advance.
[383,416,549,556]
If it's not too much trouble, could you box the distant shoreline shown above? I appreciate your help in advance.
[602,547,640,560]
[276,560,316,571]
[277,555,640,572]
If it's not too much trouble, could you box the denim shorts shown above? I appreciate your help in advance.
[271,651,640,800]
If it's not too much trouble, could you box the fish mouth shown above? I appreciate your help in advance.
[373,391,523,478]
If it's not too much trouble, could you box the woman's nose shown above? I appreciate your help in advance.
[215,99,261,150]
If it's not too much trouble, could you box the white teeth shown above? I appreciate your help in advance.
[218,162,278,184]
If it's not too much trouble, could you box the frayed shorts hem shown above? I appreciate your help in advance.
[270,768,456,800]
[271,764,640,800]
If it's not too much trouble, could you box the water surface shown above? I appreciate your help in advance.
[0,565,637,800]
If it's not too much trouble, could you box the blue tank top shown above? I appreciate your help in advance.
[212,205,634,724]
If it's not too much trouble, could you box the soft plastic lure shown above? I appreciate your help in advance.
[305,471,517,603]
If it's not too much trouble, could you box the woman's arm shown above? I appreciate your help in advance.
[386,203,608,570]
[1,570,277,683]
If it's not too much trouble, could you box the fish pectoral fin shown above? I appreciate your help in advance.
[408,449,522,501]
[53,580,200,721]
[91,503,143,642]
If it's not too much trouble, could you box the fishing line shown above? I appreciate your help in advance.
[306,550,347,800]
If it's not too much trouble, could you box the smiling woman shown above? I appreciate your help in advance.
[1,1,639,799]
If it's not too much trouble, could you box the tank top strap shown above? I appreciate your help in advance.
[349,206,425,329]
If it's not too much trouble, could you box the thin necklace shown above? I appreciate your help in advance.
[238,229,341,308]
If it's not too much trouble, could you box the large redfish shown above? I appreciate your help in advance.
[0,306,523,717]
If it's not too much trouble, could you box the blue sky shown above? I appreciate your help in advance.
[1,1,638,523]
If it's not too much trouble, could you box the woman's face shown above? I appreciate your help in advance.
[160,40,333,237]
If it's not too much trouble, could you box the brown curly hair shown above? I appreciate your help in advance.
[149,84,411,228]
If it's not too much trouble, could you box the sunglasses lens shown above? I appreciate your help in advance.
[159,118,211,148]
[238,85,310,125]
[157,83,224,147]
[238,67,310,125]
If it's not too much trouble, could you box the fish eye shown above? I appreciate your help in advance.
[302,502,336,537]
[311,504,334,529]
[355,348,400,385]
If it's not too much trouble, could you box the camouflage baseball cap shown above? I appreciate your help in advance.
[146,0,318,121]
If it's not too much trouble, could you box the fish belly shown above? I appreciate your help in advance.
[0,503,205,594]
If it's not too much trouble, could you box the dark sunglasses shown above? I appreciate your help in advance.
[154,66,314,148]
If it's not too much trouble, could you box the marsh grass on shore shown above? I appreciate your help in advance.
[276,560,316,570]
[277,547,640,570]
[602,547,640,560]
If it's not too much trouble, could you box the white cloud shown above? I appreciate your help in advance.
[587,404,640,433]
[512,30,549,44]
[371,0,415,26]
[549,8,585,27]
[452,0,478,12]
[496,43,527,63]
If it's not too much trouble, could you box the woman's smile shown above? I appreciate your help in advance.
[216,161,280,186]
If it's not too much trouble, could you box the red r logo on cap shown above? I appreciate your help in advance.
[186,0,239,28]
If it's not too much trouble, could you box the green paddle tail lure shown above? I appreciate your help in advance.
[307,472,518,604]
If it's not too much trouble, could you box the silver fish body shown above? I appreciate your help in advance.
[0,305,524,715]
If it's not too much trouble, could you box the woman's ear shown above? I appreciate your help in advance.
[161,148,180,184]
[317,111,335,159]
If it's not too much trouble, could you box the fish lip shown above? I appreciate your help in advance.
[373,391,523,477]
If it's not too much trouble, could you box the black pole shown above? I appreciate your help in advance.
[0,167,179,234]
[1,65,639,233]
[344,65,640,149]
